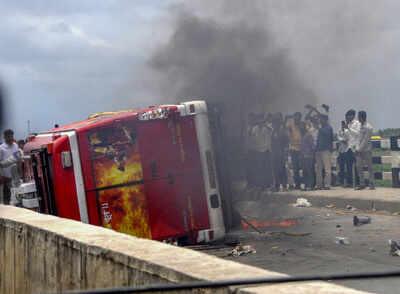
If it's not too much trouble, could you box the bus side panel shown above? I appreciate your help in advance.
[52,136,81,221]
[141,177,186,240]
[138,117,210,241]
[176,117,210,230]
[78,131,101,226]
[137,119,186,240]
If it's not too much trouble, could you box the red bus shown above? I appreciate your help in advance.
[22,101,228,244]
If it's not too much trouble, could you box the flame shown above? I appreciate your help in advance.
[242,219,297,229]
[91,139,151,239]
[93,151,143,188]
[99,185,151,238]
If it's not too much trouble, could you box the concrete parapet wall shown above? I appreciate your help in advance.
[0,205,277,294]
[0,205,374,294]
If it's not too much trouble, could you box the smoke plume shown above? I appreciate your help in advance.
[150,2,317,138]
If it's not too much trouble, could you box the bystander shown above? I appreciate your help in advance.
[355,111,375,190]
[0,129,19,204]
[315,114,333,190]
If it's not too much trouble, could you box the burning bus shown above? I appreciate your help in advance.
[21,101,232,244]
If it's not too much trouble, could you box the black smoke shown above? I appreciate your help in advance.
[150,5,317,139]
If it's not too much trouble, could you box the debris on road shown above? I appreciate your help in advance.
[336,224,341,228]
[228,245,256,257]
[294,198,312,207]
[335,237,350,245]
[353,216,372,226]
[346,205,358,211]
[326,204,335,208]
[392,212,400,216]
[389,240,400,256]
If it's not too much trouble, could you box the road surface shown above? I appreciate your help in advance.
[204,195,400,293]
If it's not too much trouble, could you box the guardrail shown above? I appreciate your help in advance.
[333,136,400,187]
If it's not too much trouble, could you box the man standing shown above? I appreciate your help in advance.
[301,126,316,190]
[337,119,349,187]
[249,114,273,189]
[355,111,374,190]
[343,109,361,187]
[0,129,19,204]
[315,114,333,190]
[286,112,305,189]
[271,114,289,192]
[246,113,257,189]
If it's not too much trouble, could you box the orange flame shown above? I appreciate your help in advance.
[242,219,297,229]
[92,141,152,239]
[94,152,143,188]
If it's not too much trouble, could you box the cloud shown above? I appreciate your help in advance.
[0,1,173,138]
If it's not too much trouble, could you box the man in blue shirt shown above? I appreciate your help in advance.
[315,114,333,190]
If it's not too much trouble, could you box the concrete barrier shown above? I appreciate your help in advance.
[0,205,374,294]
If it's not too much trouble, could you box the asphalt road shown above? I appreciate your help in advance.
[204,197,400,293]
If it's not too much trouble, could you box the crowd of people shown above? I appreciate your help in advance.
[246,105,374,192]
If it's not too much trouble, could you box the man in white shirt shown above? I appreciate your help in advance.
[355,111,374,190]
[0,129,19,204]
[249,114,273,189]
[337,120,348,187]
[343,110,361,187]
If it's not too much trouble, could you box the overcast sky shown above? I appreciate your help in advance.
[1,1,400,139]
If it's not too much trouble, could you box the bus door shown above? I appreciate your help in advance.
[30,147,57,215]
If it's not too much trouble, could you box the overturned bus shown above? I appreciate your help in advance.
[22,101,233,244]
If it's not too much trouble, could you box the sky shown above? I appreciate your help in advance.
[1,1,400,139]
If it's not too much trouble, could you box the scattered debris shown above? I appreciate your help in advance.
[326,204,335,208]
[389,240,400,256]
[228,245,256,257]
[335,237,350,245]
[294,198,312,207]
[353,216,371,226]
[346,205,358,211]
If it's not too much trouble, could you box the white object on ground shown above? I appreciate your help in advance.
[294,198,312,207]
